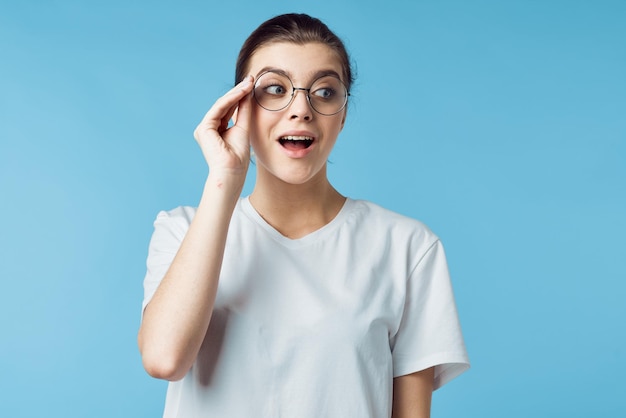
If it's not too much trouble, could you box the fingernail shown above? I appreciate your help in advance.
[238,76,249,86]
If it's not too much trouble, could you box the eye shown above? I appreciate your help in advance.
[264,84,288,95]
[312,87,335,100]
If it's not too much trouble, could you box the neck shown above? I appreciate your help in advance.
[249,167,346,239]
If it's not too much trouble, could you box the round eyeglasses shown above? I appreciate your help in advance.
[253,71,349,116]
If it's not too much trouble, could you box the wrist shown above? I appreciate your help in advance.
[201,171,246,204]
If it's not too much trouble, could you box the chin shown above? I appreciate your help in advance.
[260,164,326,186]
[277,172,319,185]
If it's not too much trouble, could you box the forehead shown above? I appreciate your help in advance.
[247,42,344,82]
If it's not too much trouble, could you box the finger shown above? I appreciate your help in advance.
[200,76,254,130]
[218,103,238,134]
[224,103,238,127]
[233,88,253,132]
[231,107,239,126]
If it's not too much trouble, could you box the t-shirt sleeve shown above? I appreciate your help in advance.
[141,208,192,318]
[390,239,470,390]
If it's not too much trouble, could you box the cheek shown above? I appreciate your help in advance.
[248,106,266,143]
[248,107,280,147]
[327,114,346,138]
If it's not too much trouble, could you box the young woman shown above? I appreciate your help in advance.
[138,13,469,418]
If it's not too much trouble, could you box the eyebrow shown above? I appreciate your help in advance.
[255,66,343,83]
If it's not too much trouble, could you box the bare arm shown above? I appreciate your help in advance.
[392,367,435,418]
[137,76,254,381]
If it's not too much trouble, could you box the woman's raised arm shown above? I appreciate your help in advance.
[137,77,254,381]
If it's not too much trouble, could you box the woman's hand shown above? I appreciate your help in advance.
[193,76,254,178]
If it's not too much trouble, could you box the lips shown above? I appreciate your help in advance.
[278,135,315,150]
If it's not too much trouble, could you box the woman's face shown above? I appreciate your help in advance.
[246,42,347,186]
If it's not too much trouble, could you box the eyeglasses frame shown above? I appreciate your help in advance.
[253,70,350,116]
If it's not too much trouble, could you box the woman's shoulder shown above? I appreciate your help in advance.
[347,199,440,244]
[349,199,434,230]
[148,206,199,241]
[151,199,246,231]
[154,205,197,224]
[344,199,444,269]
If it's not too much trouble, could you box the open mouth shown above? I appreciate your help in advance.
[278,135,314,150]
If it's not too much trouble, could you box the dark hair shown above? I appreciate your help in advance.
[235,13,354,92]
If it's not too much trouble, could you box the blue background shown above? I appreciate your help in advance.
[1,0,624,416]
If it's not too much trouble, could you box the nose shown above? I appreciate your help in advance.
[289,88,312,121]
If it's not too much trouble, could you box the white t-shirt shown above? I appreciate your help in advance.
[142,197,469,418]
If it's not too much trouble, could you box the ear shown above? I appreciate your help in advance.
[340,108,347,130]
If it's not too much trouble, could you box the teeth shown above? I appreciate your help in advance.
[281,135,313,141]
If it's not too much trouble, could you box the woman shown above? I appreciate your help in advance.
[138,13,469,418]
